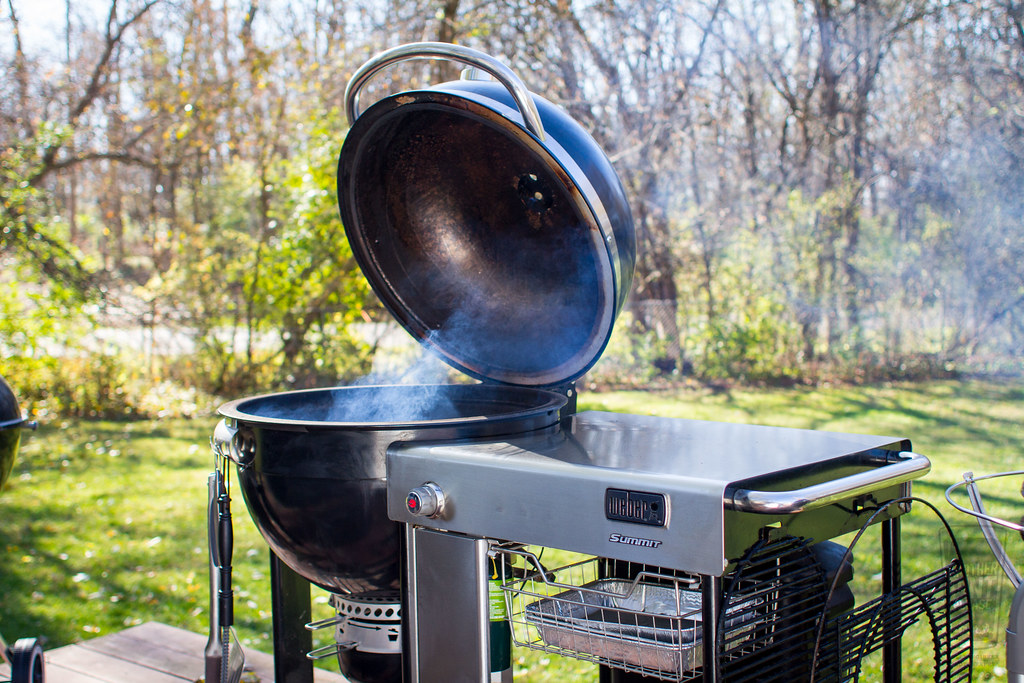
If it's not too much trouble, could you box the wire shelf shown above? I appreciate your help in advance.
[495,547,722,682]
[493,509,971,683]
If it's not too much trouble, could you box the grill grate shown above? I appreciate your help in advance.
[811,498,973,683]
[813,561,972,681]
[718,536,832,682]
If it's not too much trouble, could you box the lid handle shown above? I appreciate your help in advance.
[725,451,930,514]
[344,42,546,142]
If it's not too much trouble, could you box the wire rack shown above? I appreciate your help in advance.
[811,498,973,683]
[717,536,834,682]
[495,504,972,683]
[495,547,735,682]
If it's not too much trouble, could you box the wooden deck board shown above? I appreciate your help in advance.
[1,622,348,682]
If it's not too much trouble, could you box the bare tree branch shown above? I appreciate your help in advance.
[31,0,162,185]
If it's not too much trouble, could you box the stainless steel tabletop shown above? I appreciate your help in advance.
[386,411,924,575]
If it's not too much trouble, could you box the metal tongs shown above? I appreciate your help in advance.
[205,445,246,683]
[946,470,1024,679]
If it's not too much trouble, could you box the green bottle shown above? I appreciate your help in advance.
[489,554,512,681]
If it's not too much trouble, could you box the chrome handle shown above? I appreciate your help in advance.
[344,41,545,141]
[211,419,255,468]
[945,470,1024,533]
[305,615,347,631]
[212,419,237,460]
[725,451,930,514]
[304,615,355,660]
[0,417,36,431]
[965,472,1022,587]
[306,641,357,661]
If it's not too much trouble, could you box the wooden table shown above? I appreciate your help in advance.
[0,622,348,682]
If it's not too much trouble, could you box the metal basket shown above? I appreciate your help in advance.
[496,547,735,681]
[496,505,972,683]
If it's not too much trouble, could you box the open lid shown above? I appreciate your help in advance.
[337,44,635,387]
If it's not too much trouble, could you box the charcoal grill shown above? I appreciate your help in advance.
[210,42,970,683]
[0,374,45,683]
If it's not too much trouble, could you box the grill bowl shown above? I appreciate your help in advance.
[217,383,565,593]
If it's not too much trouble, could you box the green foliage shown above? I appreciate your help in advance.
[0,123,94,296]
[162,109,373,395]
[260,113,373,387]
[2,351,219,421]
[0,264,82,346]
[1,260,218,418]
[1,265,88,416]
[585,312,665,388]
[699,297,802,383]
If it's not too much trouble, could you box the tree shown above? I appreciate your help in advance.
[1,0,161,295]
[4,0,1022,395]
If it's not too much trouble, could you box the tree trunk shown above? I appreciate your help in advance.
[433,0,461,81]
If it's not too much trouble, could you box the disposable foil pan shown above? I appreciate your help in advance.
[524,580,705,675]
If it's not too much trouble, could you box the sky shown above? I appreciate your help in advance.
[4,0,108,57]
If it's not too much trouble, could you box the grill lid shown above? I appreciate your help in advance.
[337,43,635,387]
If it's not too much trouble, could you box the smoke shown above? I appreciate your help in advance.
[323,324,459,423]
[354,326,453,386]
[402,216,613,387]
[325,382,459,424]
[319,233,610,424]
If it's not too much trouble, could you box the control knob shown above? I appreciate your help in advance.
[406,482,446,518]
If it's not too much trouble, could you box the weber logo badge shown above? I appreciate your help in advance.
[609,533,663,549]
[605,488,667,526]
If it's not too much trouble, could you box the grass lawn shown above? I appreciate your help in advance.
[1,378,1021,680]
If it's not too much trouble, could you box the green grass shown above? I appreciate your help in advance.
[0,379,1021,680]
[0,418,342,672]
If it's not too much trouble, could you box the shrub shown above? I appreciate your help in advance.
[3,352,220,420]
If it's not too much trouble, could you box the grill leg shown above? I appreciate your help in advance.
[403,526,490,681]
[270,551,314,683]
[881,517,902,683]
[701,575,722,682]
